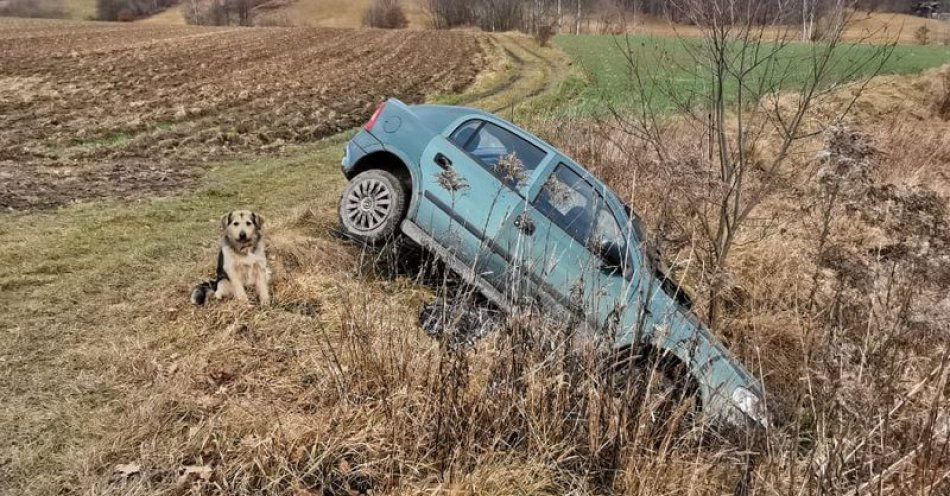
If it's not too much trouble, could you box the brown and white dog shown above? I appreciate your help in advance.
[191,209,271,305]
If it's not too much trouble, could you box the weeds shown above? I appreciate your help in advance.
[533,65,950,495]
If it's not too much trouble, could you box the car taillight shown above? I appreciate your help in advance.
[364,102,386,132]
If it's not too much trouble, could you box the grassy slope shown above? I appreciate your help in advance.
[136,6,185,25]
[0,32,572,494]
[1,137,352,492]
[555,33,950,114]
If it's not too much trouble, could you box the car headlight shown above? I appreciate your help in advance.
[732,387,770,428]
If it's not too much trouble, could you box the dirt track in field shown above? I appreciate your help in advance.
[457,33,567,115]
[0,17,485,211]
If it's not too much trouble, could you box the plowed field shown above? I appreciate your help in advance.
[0,18,484,210]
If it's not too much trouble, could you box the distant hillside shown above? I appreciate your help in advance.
[0,0,95,19]
[130,1,949,44]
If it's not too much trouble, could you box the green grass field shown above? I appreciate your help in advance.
[555,34,950,114]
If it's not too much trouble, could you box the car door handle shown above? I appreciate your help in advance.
[434,153,452,169]
[513,213,535,236]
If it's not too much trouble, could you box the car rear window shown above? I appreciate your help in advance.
[450,120,547,189]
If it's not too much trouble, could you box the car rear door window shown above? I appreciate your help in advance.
[533,164,599,244]
[450,120,547,189]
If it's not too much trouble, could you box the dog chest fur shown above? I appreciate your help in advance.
[221,242,269,288]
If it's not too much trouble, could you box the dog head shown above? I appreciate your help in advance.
[221,209,264,252]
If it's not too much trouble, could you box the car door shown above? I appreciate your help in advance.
[494,163,608,327]
[585,201,640,335]
[415,119,548,290]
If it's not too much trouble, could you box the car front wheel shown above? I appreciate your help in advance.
[339,169,407,245]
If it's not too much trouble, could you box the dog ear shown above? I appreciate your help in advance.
[220,211,233,230]
[251,212,264,230]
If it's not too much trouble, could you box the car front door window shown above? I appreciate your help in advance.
[534,164,597,244]
[590,206,626,267]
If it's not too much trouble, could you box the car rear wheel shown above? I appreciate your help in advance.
[339,169,407,244]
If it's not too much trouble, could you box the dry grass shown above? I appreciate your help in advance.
[0,35,574,495]
[845,11,950,44]
[136,5,186,25]
[3,144,731,494]
[3,28,949,494]
[527,64,950,494]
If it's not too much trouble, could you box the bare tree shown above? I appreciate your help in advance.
[183,0,266,26]
[607,0,894,327]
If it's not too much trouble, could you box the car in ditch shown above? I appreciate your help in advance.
[337,98,770,429]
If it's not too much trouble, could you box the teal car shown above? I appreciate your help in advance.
[338,98,769,429]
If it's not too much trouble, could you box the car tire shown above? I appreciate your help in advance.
[339,169,407,245]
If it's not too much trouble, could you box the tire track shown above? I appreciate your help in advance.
[453,33,569,114]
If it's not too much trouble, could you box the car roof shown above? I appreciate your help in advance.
[408,104,496,133]
[410,103,556,155]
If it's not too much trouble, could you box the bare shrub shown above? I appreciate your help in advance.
[425,0,472,29]
[533,22,556,46]
[184,0,262,26]
[937,68,950,120]
[914,25,931,45]
[809,9,847,41]
[604,0,897,328]
[362,0,408,29]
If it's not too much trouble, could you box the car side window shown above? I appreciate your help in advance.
[534,164,598,244]
[449,120,481,148]
[591,207,623,252]
[450,120,547,188]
